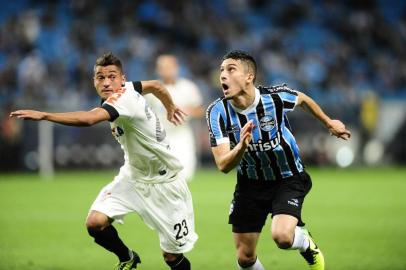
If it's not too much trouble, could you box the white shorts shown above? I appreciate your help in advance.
[90,175,198,254]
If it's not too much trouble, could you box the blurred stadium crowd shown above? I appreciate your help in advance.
[1,0,405,171]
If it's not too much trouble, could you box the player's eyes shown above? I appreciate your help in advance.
[97,76,104,80]
[108,75,116,80]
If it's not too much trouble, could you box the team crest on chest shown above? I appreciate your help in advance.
[259,115,275,132]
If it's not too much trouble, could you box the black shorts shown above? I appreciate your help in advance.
[229,171,312,233]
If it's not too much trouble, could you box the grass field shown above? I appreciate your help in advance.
[1,167,406,270]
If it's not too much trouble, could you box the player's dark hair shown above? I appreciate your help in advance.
[223,50,257,82]
[94,52,123,73]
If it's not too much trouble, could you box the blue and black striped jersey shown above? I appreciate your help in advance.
[206,84,304,181]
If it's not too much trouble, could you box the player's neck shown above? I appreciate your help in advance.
[231,85,256,110]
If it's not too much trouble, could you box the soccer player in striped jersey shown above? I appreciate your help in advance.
[206,50,351,270]
[11,52,197,270]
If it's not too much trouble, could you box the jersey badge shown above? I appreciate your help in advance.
[259,115,275,132]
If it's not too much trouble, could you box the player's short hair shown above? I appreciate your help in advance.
[94,52,123,74]
[223,50,257,82]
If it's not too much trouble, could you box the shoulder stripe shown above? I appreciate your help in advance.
[132,81,142,94]
[259,84,298,95]
[101,103,119,122]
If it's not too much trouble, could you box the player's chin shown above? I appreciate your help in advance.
[223,91,233,100]
[101,92,112,99]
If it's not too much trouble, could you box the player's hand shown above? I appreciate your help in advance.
[167,106,188,126]
[10,110,46,121]
[240,120,254,147]
[327,119,351,140]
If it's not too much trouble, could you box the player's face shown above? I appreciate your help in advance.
[156,55,178,83]
[94,65,126,99]
[219,58,253,100]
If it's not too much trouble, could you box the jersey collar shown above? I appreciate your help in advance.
[229,87,260,114]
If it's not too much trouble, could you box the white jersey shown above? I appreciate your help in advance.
[145,78,202,180]
[101,81,183,183]
[146,78,202,134]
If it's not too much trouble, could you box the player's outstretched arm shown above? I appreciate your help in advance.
[211,120,254,173]
[140,80,187,126]
[297,92,351,140]
[10,108,110,127]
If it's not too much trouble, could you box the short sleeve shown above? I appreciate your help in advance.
[101,103,119,122]
[103,84,146,121]
[277,87,299,112]
[132,81,142,94]
[206,100,229,147]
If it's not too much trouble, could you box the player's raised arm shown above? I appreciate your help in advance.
[10,107,110,127]
[140,80,187,126]
[211,120,254,173]
[296,92,351,140]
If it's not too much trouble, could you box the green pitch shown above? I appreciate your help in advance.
[1,167,405,270]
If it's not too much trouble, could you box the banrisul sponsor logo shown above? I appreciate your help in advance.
[259,115,275,132]
[246,133,281,152]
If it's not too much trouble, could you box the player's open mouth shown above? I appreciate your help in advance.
[222,83,229,91]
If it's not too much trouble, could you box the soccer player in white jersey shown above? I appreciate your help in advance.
[145,54,204,181]
[10,52,198,270]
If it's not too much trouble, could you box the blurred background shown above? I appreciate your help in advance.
[1,0,405,174]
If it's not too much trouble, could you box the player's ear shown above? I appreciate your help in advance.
[122,74,126,84]
[246,72,254,84]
